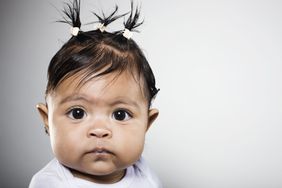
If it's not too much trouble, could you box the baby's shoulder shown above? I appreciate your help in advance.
[29,159,69,188]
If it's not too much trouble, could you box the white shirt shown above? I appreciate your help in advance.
[29,157,162,188]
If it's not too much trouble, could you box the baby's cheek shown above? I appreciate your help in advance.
[118,132,145,162]
[50,129,74,159]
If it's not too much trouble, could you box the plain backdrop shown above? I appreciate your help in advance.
[1,0,282,187]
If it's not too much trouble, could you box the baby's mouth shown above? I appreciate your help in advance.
[93,149,110,154]
[88,148,114,156]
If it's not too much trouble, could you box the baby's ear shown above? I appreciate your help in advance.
[147,108,159,131]
[36,103,49,135]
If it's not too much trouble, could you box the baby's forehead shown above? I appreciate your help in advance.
[49,70,148,104]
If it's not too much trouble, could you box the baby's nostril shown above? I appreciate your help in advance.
[90,133,96,137]
[89,129,111,138]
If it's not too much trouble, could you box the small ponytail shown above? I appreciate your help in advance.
[92,5,127,28]
[123,1,143,32]
[57,0,81,36]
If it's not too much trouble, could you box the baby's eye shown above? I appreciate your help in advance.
[67,107,86,120]
[112,110,132,121]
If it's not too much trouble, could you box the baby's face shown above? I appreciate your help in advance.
[38,71,158,183]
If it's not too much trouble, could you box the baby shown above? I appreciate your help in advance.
[29,0,162,187]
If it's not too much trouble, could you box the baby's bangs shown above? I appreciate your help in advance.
[73,46,142,90]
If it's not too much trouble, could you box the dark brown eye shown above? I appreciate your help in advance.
[113,110,131,121]
[68,108,86,120]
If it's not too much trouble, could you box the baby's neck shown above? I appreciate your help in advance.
[70,168,126,184]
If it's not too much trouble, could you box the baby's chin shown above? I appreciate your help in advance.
[70,165,126,184]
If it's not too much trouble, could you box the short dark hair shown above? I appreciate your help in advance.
[46,0,159,105]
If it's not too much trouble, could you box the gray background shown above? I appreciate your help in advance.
[1,0,282,187]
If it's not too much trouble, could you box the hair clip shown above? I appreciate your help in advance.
[70,27,80,36]
[97,23,106,32]
[123,28,133,39]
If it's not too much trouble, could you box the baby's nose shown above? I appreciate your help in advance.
[88,128,112,138]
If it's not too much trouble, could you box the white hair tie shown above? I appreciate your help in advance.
[70,27,80,36]
[123,28,133,39]
[97,23,106,32]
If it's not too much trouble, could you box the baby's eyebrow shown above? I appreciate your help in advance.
[109,99,141,109]
[59,95,141,109]
[59,94,91,105]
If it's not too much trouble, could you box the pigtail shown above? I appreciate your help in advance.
[57,0,81,36]
[123,1,143,32]
[92,5,128,28]
[58,0,81,27]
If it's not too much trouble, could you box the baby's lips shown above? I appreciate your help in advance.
[93,148,110,154]
[87,146,114,155]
